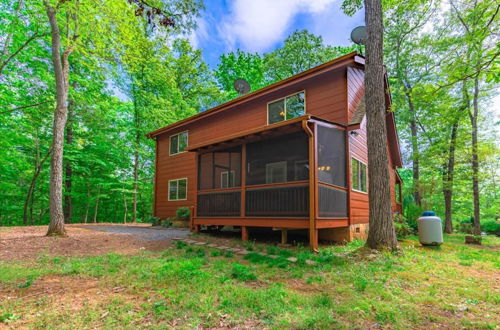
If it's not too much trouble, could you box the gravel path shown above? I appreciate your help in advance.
[84,225,189,241]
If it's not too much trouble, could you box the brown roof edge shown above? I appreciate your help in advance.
[145,51,359,139]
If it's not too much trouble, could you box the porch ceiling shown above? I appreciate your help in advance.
[187,115,311,153]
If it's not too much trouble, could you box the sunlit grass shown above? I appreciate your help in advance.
[0,233,498,328]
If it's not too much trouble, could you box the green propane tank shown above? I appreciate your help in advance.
[417,211,443,246]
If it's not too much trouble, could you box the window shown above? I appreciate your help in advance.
[352,158,367,192]
[221,170,235,188]
[168,178,187,200]
[396,182,401,203]
[266,161,287,184]
[267,91,305,124]
[170,131,188,155]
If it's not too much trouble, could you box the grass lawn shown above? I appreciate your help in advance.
[0,233,498,329]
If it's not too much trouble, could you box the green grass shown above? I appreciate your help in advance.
[0,233,498,328]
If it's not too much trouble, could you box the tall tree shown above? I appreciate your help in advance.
[363,0,398,249]
[447,0,499,235]
[263,30,356,82]
[44,0,77,236]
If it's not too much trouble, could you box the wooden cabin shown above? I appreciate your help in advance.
[146,52,403,250]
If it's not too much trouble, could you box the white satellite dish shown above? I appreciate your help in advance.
[350,26,367,45]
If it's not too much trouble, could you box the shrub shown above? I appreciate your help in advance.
[149,216,160,226]
[231,263,257,281]
[394,213,412,240]
[176,207,191,221]
[162,218,173,228]
[457,218,473,234]
[175,241,187,249]
[404,203,423,232]
[482,220,500,236]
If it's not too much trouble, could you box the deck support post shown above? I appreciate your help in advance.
[194,225,200,234]
[241,226,248,241]
[302,119,319,252]
[309,229,318,251]
[281,229,288,245]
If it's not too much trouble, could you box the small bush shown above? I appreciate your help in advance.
[231,263,257,281]
[175,241,187,249]
[176,207,191,221]
[458,218,474,234]
[149,216,161,226]
[162,218,173,227]
[482,221,500,236]
[394,213,412,240]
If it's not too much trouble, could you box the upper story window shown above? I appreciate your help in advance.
[170,131,188,155]
[352,157,367,193]
[267,91,305,124]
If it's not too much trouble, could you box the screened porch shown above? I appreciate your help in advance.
[189,117,348,223]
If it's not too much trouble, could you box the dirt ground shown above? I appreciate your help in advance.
[0,224,187,262]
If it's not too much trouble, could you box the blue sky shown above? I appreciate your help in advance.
[187,0,365,68]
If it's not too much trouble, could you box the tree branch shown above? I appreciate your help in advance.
[0,100,53,114]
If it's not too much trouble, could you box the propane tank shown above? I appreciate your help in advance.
[417,211,443,246]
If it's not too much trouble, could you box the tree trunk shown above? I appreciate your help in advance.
[364,0,398,250]
[132,88,139,223]
[404,90,421,206]
[93,188,100,223]
[470,75,481,235]
[23,149,50,225]
[45,2,72,236]
[64,95,74,223]
[123,192,128,224]
[443,121,458,233]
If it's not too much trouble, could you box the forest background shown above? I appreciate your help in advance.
[0,0,498,233]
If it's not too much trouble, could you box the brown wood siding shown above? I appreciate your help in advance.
[155,133,196,219]
[155,68,348,219]
[347,67,365,123]
[348,116,369,224]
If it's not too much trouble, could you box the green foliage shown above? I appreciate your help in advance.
[149,217,160,226]
[457,218,474,234]
[175,207,191,220]
[174,241,187,249]
[481,221,500,236]
[394,213,413,240]
[230,263,257,281]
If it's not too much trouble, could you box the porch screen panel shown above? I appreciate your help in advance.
[317,125,346,187]
[198,153,214,190]
[246,185,309,217]
[318,185,347,217]
[198,147,241,190]
[197,191,241,217]
[246,132,309,186]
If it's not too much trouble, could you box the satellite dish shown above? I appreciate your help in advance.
[234,79,251,95]
[350,26,366,45]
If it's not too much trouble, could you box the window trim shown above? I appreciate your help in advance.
[168,178,188,201]
[220,170,236,188]
[266,90,306,125]
[351,157,368,194]
[169,131,189,156]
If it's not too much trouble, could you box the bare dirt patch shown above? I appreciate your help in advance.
[0,224,183,261]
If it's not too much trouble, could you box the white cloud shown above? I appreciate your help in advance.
[187,17,208,48]
[217,0,341,52]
